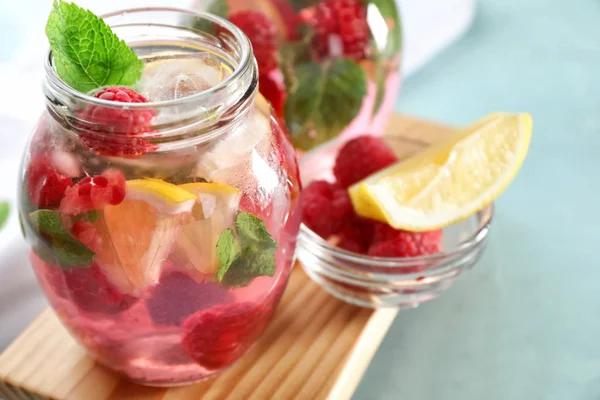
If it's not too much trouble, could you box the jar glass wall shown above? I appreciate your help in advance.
[18,8,301,386]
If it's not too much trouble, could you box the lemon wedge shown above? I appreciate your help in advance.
[174,182,242,276]
[349,113,532,231]
[95,179,196,294]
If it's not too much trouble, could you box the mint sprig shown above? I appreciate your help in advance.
[216,212,278,288]
[0,202,9,230]
[45,0,144,93]
[285,58,367,150]
[29,210,94,268]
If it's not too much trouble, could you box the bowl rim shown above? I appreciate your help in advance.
[297,204,494,269]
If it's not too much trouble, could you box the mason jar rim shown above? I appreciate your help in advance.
[43,7,254,111]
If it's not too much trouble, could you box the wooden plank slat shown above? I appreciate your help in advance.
[0,114,449,400]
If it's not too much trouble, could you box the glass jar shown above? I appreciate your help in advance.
[18,8,301,386]
[191,0,403,152]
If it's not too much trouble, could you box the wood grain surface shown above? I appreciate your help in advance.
[0,114,453,400]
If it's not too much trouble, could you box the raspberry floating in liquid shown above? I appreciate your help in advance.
[27,152,73,209]
[181,301,273,370]
[80,86,156,157]
[60,169,126,215]
[45,262,137,315]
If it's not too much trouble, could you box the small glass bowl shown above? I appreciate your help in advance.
[297,206,494,308]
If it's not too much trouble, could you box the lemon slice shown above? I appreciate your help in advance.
[349,113,532,231]
[95,179,196,294]
[174,182,242,276]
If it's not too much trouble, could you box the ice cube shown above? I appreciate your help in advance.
[195,110,272,181]
[139,53,230,102]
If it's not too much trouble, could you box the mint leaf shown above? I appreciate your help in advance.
[236,212,277,247]
[53,238,95,267]
[216,229,241,281]
[217,212,278,288]
[29,209,94,268]
[45,0,144,93]
[285,58,367,150]
[0,202,9,230]
[208,0,229,18]
[30,209,68,237]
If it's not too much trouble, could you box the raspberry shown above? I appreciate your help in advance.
[229,11,278,74]
[368,227,443,258]
[71,220,101,252]
[182,301,273,370]
[304,0,370,61]
[337,217,374,254]
[60,169,126,215]
[333,136,398,188]
[146,270,232,326]
[27,153,73,208]
[80,86,156,157]
[259,69,287,117]
[45,262,137,314]
[302,180,353,238]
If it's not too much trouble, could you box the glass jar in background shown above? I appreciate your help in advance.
[190,0,403,154]
[19,8,301,386]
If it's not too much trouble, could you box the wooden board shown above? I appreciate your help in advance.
[0,114,454,400]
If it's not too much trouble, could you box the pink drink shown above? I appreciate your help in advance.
[193,0,403,153]
[20,9,301,385]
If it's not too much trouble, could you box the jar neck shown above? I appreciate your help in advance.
[42,8,258,150]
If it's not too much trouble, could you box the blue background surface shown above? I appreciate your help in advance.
[354,0,600,399]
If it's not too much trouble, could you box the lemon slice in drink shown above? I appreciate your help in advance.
[95,179,196,294]
[349,113,532,231]
[175,182,242,276]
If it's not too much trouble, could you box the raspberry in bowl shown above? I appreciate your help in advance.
[190,0,403,152]
[19,4,301,385]
[296,111,532,308]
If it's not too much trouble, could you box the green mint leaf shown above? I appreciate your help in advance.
[29,209,94,268]
[53,237,95,267]
[29,209,69,238]
[45,0,144,93]
[216,228,241,281]
[217,212,278,288]
[236,212,277,248]
[0,202,9,230]
[208,0,229,18]
[285,58,367,150]
[279,40,313,94]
